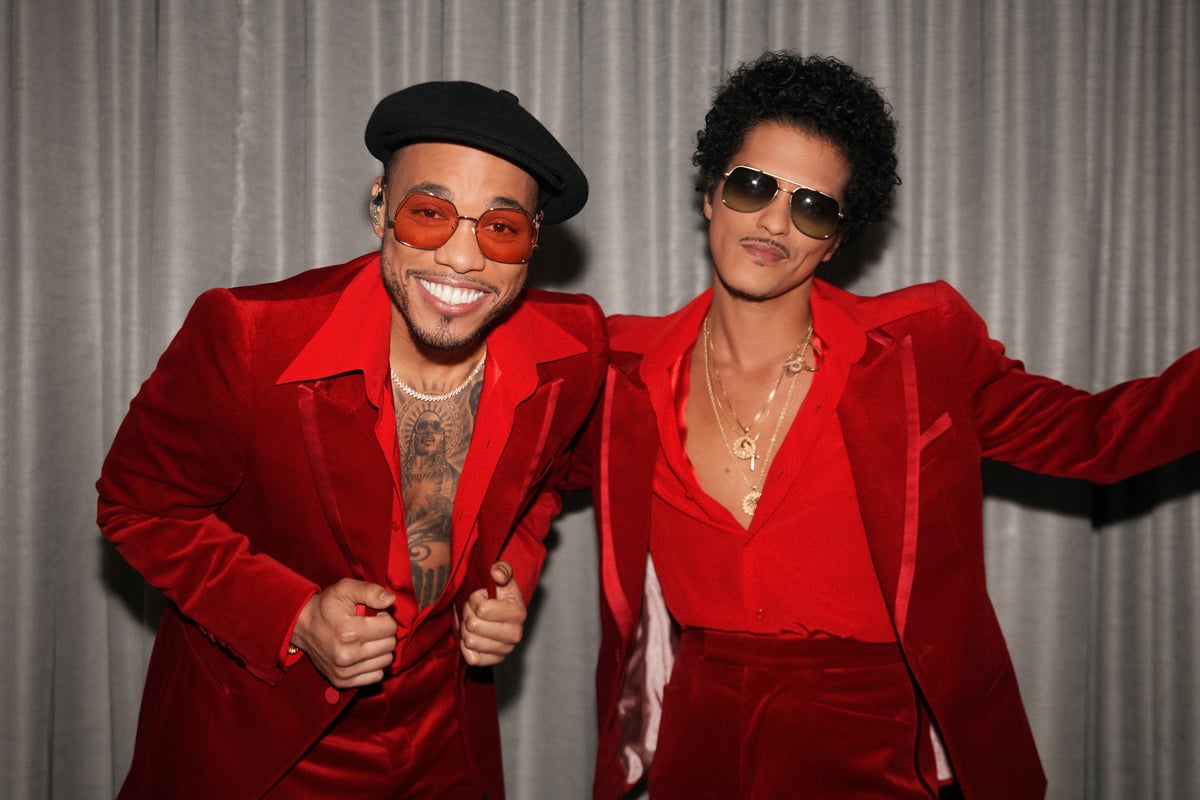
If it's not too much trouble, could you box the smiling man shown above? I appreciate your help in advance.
[97,81,606,799]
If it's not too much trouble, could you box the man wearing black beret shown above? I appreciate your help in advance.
[97,81,606,799]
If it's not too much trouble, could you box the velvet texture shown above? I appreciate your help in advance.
[96,254,607,798]
[648,630,933,799]
[588,280,1200,800]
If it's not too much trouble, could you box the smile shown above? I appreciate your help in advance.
[418,278,486,307]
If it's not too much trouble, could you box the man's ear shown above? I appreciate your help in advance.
[530,212,543,249]
[370,176,386,237]
[820,234,842,262]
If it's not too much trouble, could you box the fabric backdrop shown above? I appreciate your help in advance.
[2,1,1197,798]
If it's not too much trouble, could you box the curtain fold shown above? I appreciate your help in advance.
[3,1,1197,797]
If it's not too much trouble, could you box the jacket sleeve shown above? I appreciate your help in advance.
[96,289,319,683]
[940,282,1200,482]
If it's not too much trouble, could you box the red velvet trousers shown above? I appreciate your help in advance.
[648,629,939,799]
[264,634,484,800]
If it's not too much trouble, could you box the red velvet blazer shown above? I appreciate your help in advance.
[586,279,1199,800]
[97,253,607,800]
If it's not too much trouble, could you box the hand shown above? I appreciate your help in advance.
[290,578,397,688]
[460,561,527,667]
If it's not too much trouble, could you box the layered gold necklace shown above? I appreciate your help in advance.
[702,316,817,517]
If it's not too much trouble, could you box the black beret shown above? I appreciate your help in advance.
[365,81,588,225]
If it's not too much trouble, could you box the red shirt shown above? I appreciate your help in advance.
[647,314,896,643]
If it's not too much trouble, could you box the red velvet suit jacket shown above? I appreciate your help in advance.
[97,253,607,800]
[586,279,1200,800]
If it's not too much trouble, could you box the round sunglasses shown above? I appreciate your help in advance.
[720,165,843,240]
[386,190,540,264]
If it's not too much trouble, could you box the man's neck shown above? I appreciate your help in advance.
[388,320,487,388]
[706,283,815,372]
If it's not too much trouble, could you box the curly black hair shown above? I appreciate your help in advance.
[695,52,900,249]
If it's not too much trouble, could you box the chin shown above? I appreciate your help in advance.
[410,301,516,352]
[716,272,778,303]
[409,319,486,352]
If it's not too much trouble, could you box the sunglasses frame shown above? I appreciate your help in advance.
[383,186,541,264]
[720,165,844,240]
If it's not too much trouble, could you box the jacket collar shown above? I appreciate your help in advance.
[276,253,390,403]
[812,278,942,365]
[481,288,594,406]
[610,278,894,372]
[276,253,590,405]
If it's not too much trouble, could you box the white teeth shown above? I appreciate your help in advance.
[418,279,484,306]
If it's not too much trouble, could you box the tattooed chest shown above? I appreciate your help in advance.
[392,372,482,607]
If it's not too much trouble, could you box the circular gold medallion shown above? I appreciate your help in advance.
[731,435,757,461]
[741,490,761,517]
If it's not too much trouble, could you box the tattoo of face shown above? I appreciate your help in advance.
[394,367,482,607]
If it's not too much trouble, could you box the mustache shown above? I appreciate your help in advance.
[739,236,791,259]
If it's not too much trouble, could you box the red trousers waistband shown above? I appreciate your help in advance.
[680,627,904,668]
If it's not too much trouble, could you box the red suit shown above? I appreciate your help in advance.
[586,280,1200,800]
[97,252,606,799]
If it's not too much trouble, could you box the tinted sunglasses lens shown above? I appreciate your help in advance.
[721,167,777,213]
[392,194,458,249]
[791,190,840,239]
[475,209,536,263]
[392,194,536,263]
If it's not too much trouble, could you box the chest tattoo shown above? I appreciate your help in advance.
[394,371,482,608]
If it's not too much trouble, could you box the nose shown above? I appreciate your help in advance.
[435,217,487,273]
[757,191,793,236]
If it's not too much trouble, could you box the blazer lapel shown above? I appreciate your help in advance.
[448,350,540,580]
[277,254,394,583]
[296,374,394,584]
[840,328,923,639]
[604,298,709,638]
[448,296,592,579]
[600,355,657,639]
[815,279,956,642]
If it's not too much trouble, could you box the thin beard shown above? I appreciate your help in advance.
[715,267,774,303]
[379,253,526,351]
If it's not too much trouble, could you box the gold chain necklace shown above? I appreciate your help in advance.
[710,346,788,471]
[703,317,814,469]
[702,318,814,517]
[390,348,486,403]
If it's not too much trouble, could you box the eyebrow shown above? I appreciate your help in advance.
[406,181,533,215]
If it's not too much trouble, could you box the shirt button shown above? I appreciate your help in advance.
[324,687,340,705]
[755,608,765,620]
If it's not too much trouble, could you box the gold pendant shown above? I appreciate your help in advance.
[731,434,757,465]
[741,489,761,517]
[784,354,807,374]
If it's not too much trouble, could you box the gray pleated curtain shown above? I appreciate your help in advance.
[2,1,1197,798]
